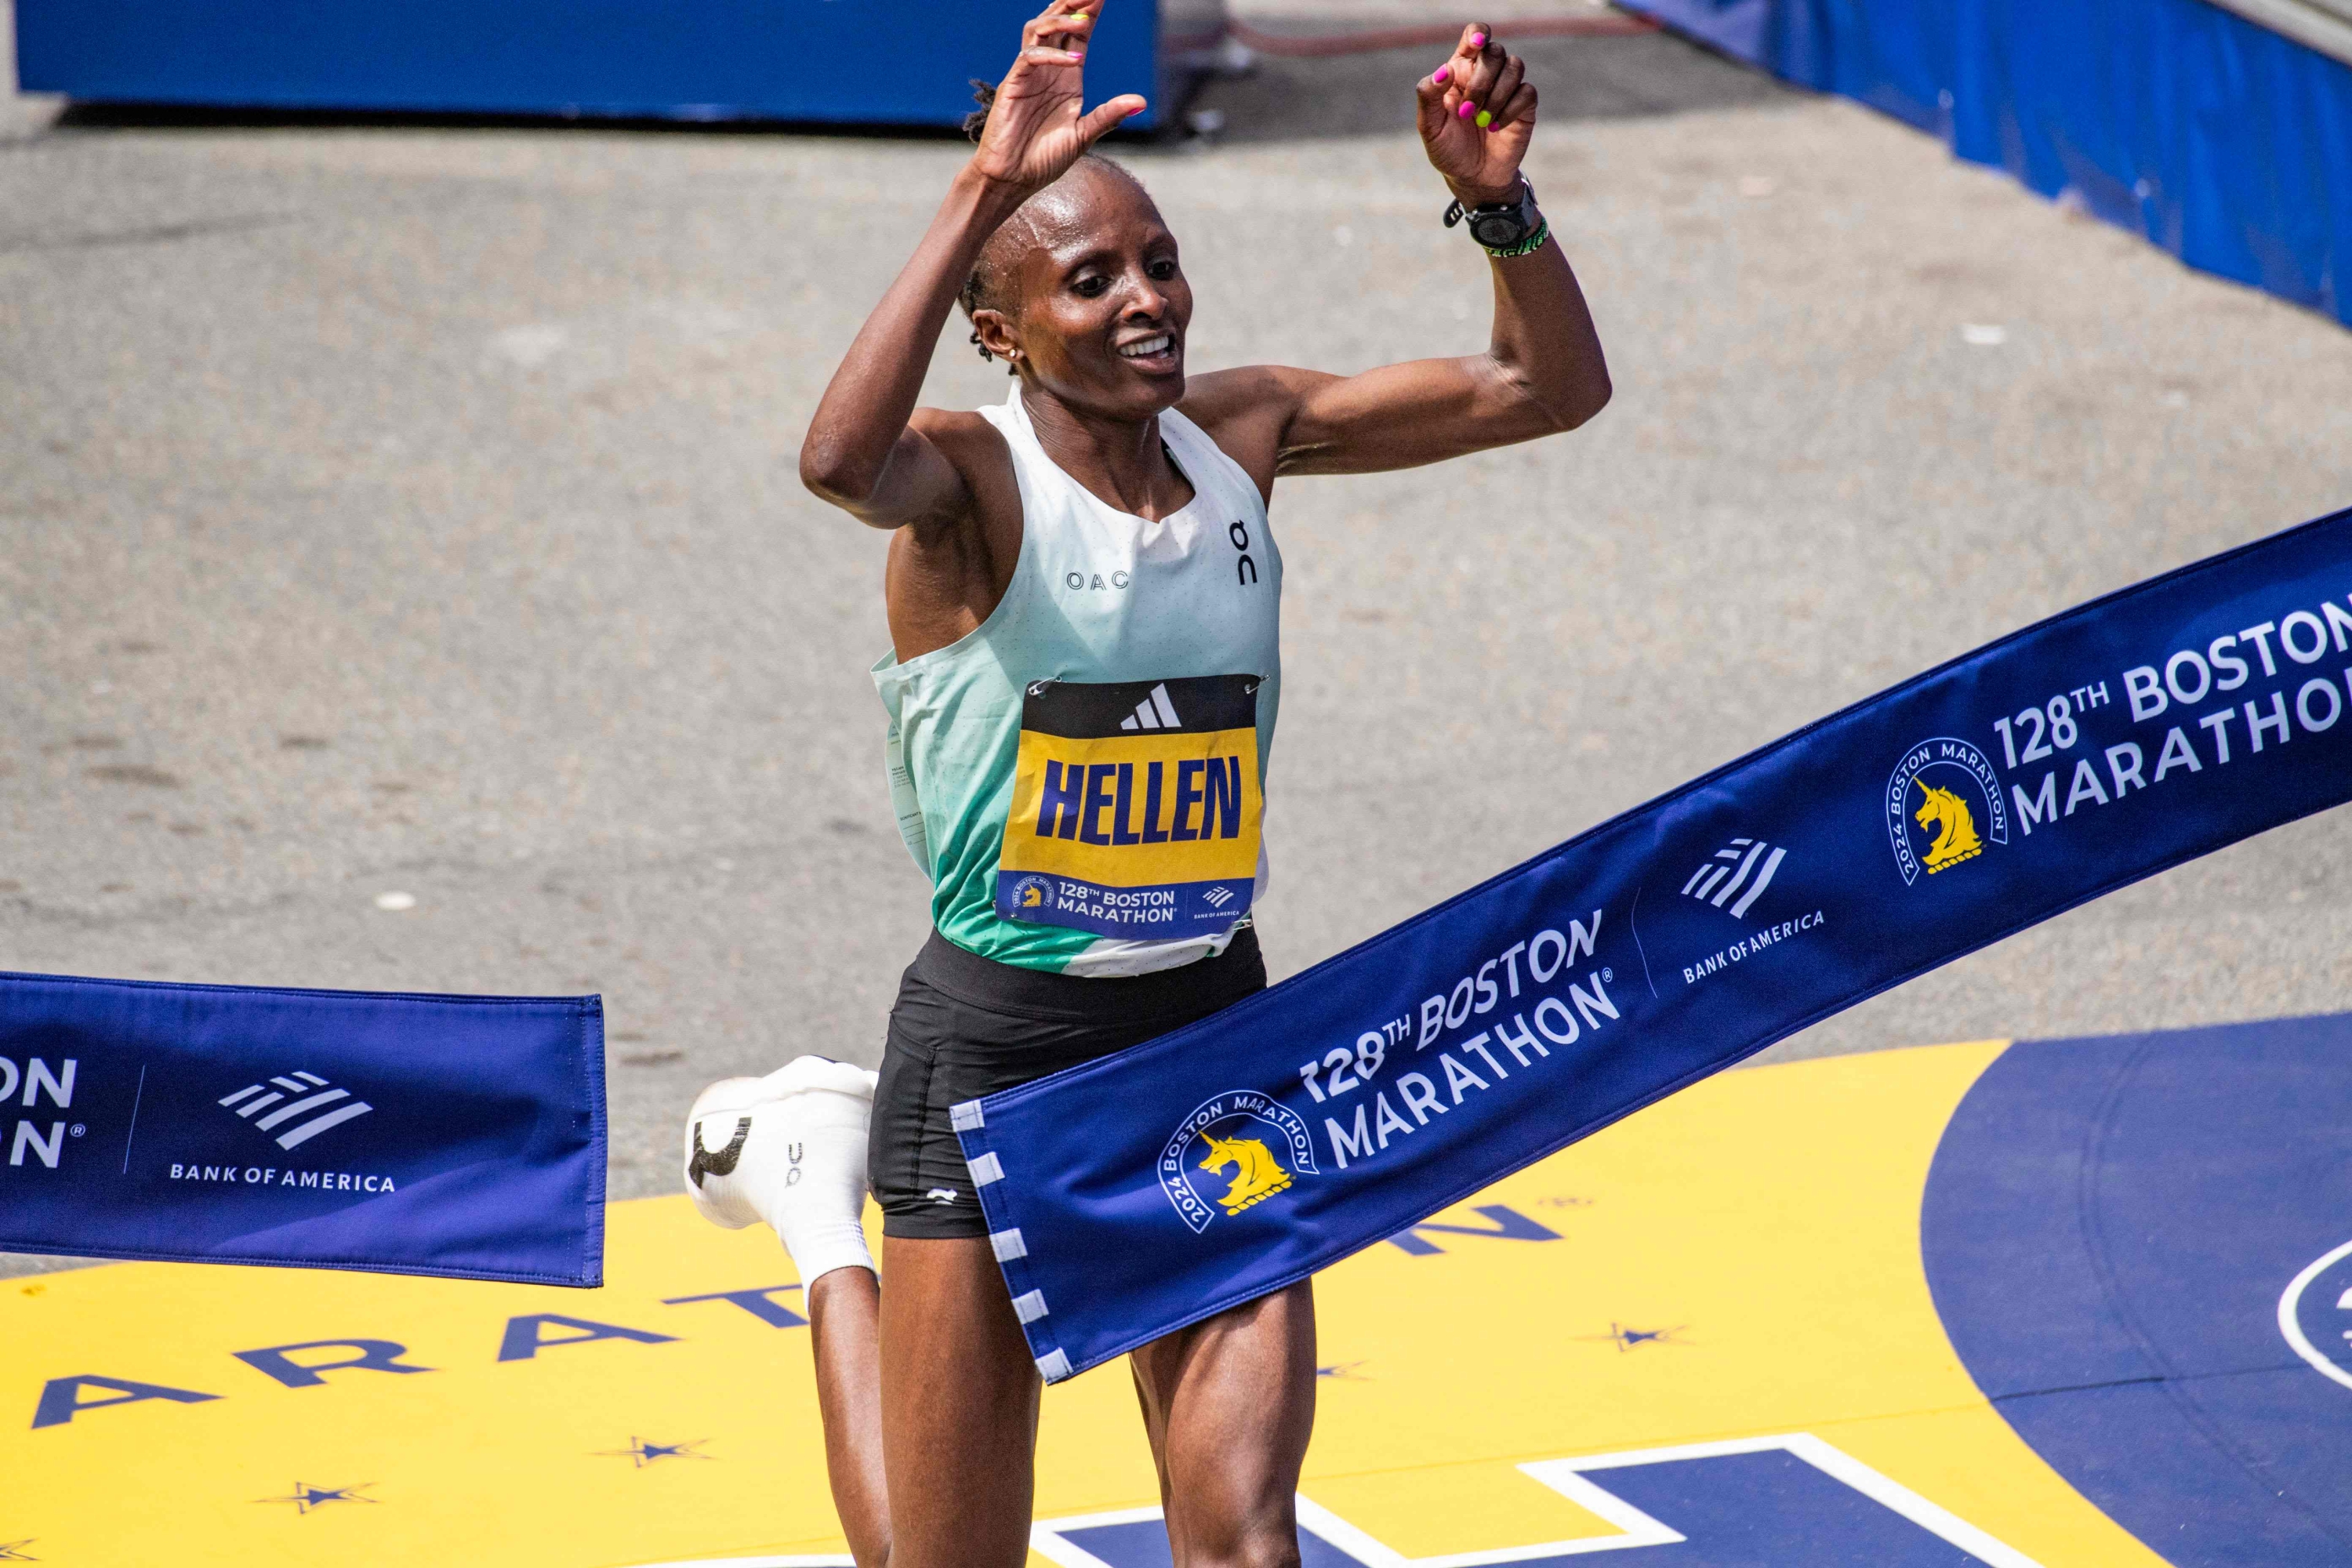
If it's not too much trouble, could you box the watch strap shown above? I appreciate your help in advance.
[1443,177,1541,255]
[1481,217,1552,260]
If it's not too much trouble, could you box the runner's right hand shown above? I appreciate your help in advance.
[970,0,1149,194]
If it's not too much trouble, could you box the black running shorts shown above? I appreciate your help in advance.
[871,925,1266,1240]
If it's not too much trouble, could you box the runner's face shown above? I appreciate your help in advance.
[1004,172,1190,417]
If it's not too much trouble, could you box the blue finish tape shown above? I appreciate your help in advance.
[964,506,2352,1379]
[0,974,605,1286]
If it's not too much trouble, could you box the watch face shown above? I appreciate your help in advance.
[1469,211,1528,247]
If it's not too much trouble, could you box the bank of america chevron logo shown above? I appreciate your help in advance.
[1119,683,1182,731]
[219,1073,376,1150]
[1202,885,1236,909]
[1681,837,1787,920]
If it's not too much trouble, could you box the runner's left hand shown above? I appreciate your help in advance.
[1416,22,1537,205]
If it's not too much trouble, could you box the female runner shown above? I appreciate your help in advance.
[683,8,1610,1565]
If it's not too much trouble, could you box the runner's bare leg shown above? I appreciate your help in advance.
[1131,1281,1319,1568]
[808,1267,891,1566]
[807,1240,1042,1568]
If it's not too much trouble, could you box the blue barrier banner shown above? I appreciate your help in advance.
[0,974,605,1286]
[963,506,2352,1380]
[1617,0,2352,330]
[14,0,1168,129]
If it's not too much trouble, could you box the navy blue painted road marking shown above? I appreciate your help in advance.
[256,1481,376,1515]
[1386,1203,1562,1256]
[1924,1016,2352,1564]
[1031,1436,2036,1567]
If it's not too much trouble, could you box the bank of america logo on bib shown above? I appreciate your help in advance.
[218,1071,375,1150]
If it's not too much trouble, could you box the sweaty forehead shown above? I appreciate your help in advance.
[1032,168,1163,239]
[1010,167,1171,270]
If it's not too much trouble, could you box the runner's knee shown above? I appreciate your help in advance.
[1178,1527,1300,1568]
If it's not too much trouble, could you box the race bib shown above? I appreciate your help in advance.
[996,676,1261,939]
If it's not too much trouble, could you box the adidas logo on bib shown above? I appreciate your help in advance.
[1119,684,1182,731]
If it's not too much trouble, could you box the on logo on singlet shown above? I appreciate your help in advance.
[996,676,1261,939]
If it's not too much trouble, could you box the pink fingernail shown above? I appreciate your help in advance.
[1433,64,1451,84]
[1471,31,1487,46]
[1457,100,1475,119]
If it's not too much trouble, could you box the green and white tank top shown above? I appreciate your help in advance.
[872,386,1283,977]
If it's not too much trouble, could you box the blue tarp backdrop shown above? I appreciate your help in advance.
[17,0,2342,321]
[12,0,1174,128]
[0,974,606,1285]
[964,506,2352,1380]
[1617,0,2352,328]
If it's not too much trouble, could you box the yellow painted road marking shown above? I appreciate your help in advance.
[0,1040,2168,1566]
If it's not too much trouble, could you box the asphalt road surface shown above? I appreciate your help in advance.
[6,2,2352,1278]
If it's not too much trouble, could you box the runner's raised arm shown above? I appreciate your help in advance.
[797,2,1145,531]
[1180,22,1612,495]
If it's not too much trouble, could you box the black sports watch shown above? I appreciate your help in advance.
[1444,177,1543,255]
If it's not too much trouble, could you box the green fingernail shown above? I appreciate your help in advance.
[1475,108,1494,128]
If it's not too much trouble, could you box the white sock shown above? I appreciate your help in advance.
[754,1080,877,1287]
[682,1056,878,1287]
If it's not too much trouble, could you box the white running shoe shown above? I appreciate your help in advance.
[682,1055,880,1285]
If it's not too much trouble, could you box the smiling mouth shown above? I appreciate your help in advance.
[1118,332,1178,361]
